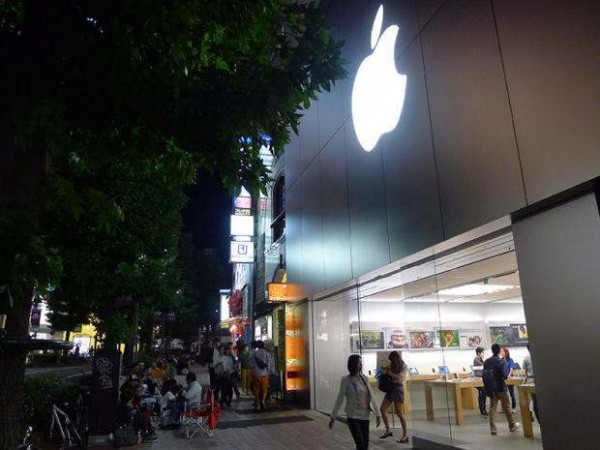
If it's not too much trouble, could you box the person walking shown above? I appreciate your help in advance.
[207,337,220,391]
[251,340,272,410]
[378,351,409,444]
[483,343,520,435]
[238,343,252,395]
[329,354,381,450]
[220,345,236,406]
[473,346,488,416]
[226,342,241,399]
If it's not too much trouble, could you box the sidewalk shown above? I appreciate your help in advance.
[147,366,412,450]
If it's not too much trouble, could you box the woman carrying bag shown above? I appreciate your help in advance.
[329,354,381,450]
[378,351,409,443]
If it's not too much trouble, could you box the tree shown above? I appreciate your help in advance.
[175,233,224,344]
[0,1,345,446]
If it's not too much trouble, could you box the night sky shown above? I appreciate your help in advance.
[182,172,232,286]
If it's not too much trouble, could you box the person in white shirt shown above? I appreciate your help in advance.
[329,354,381,450]
[214,345,236,406]
[167,372,203,427]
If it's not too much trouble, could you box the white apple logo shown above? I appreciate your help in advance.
[352,5,407,152]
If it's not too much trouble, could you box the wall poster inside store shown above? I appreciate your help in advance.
[352,331,385,351]
[383,328,409,349]
[409,331,438,349]
[510,323,529,345]
[438,329,460,348]
[459,330,485,348]
[489,326,514,346]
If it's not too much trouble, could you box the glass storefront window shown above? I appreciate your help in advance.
[311,228,543,449]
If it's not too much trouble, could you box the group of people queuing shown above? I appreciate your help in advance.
[205,337,275,411]
[116,354,204,443]
[478,343,539,436]
[330,351,409,450]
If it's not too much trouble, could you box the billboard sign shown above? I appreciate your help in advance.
[230,241,254,263]
[230,215,254,236]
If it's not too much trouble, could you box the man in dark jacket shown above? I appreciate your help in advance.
[483,343,520,435]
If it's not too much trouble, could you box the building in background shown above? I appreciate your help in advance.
[284,1,599,449]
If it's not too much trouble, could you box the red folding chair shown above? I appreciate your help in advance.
[182,388,221,439]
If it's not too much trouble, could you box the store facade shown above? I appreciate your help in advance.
[284,1,599,449]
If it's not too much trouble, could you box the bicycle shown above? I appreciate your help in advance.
[48,391,89,450]
[17,426,38,450]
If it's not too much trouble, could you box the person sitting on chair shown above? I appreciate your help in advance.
[167,372,203,428]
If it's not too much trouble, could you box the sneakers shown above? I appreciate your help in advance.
[143,435,158,443]
[510,422,521,432]
[490,427,497,435]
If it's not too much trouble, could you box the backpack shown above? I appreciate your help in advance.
[254,354,268,370]
[377,373,395,393]
[482,368,497,398]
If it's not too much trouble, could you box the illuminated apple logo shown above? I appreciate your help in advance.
[352,5,407,152]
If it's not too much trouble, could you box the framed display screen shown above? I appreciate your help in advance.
[383,328,409,349]
[352,331,384,351]
[510,323,529,345]
[459,330,486,348]
[489,326,514,346]
[438,329,460,348]
[409,331,438,349]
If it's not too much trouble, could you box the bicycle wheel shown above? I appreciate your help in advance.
[75,406,89,448]
[63,422,86,450]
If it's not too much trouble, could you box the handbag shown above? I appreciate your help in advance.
[113,424,137,447]
[377,373,395,393]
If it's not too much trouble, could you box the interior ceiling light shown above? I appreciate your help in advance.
[438,284,517,297]
[361,297,401,302]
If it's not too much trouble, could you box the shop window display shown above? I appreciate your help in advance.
[312,231,542,449]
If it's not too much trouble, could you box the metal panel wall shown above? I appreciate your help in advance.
[513,192,600,450]
[301,160,325,293]
[319,131,353,287]
[285,182,304,288]
[421,0,526,237]
[344,122,391,276]
[494,0,600,203]
[381,39,444,261]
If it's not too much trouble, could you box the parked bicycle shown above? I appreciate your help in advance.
[17,426,38,450]
[49,388,90,450]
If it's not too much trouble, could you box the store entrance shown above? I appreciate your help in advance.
[356,241,541,449]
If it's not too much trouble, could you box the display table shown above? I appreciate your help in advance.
[404,374,440,415]
[425,378,525,425]
[517,383,536,438]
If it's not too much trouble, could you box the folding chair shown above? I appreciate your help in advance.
[182,388,221,439]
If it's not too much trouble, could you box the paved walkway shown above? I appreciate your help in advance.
[147,367,411,450]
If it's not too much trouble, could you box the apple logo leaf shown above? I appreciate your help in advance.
[371,5,384,50]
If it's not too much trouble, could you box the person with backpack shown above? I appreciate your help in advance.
[329,354,381,450]
[482,343,520,435]
[378,351,409,443]
[251,340,272,410]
